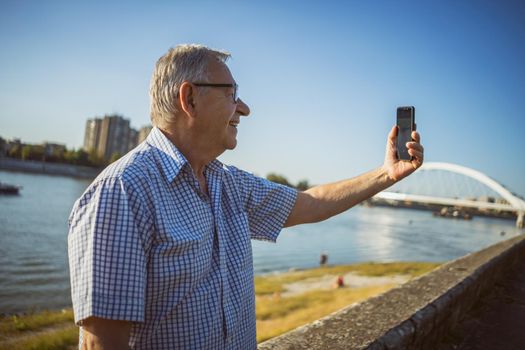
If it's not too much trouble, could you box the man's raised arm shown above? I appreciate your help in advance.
[285,126,424,227]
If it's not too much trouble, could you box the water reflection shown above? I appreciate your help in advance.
[253,205,522,274]
[0,170,91,314]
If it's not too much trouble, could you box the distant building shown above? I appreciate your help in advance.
[43,142,66,158]
[479,196,495,203]
[84,118,102,153]
[0,137,5,157]
[4,138,23,158]
[98,115,132,160]
[83,114,147,161]
[495,198,510,205]
[138,125,153,144]
[128,128,138,153]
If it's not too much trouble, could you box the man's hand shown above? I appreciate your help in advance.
[382,125,424,182]
[81,317,131,350]
[284,126,424,228]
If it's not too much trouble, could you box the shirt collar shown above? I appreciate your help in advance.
[146,127,189,183]
[146,127,224,182]
[206,158,223,173]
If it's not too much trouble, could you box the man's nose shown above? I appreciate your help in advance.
[236,98,250,117]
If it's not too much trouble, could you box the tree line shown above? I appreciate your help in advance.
[266,173,310,190]
[3,143,118,168]
[2,140,310,188]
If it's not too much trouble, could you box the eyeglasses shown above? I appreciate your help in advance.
[193,83,239,103]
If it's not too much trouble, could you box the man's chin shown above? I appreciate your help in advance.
[226,141,237,150]
[224,136,238,150]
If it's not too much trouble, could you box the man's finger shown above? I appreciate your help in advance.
[389,125,398,141]
[411,131,420,143]
[408,149,423,159]
[406,142,424,152]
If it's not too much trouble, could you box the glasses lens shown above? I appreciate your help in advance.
[233,84,238,103]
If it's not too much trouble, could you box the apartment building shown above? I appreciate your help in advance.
[83,114,150,161]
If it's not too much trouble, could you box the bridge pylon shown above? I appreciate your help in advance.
[518,212,524,229]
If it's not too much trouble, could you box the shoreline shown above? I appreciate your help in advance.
[0,158,102,179]
[254,261,440,295]
[1,261,440,317]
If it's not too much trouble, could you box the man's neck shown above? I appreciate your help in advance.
[158,126,221,180]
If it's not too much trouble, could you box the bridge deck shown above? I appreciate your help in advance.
[438,255,525,349]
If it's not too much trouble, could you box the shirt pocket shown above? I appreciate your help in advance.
[158,221,213,256]
[151,220,215,293]
[223,211,252,270]
[154,200,214,256]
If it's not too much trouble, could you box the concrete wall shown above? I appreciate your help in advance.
[0,158,101,179]
[259,234,525,350]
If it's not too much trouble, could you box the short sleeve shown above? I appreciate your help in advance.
[68,176,152,324]
[230,167,297,242]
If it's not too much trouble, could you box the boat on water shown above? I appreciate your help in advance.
[433,207,472,220]
[0,182,22,195]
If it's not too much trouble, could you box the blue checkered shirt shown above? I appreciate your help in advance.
[68,127,297,349]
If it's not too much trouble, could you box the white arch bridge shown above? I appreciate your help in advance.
[373,162,525,228]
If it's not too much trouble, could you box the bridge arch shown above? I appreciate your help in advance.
[417,162,525,211]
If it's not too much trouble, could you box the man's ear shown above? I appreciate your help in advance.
[179,82,196,117]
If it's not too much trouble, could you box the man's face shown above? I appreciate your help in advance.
[194,59,250,154]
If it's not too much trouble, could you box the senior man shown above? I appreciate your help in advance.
[68,44,424,349]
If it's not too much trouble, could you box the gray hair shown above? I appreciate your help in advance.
[149,44,231,127]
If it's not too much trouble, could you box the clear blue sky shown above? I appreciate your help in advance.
[1,0,524,196]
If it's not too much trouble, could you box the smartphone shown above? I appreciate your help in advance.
[396,106,416,161]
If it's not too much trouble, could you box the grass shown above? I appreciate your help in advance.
[0,309,74,336]
[256,284,396,342]
[0,309,77,350]
[0,326,78,350]
[254,261,441,342]
[0,262,440,348]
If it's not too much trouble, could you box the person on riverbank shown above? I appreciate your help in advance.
[333,275,345,289]
[320,252,328,266]
[68,44,424,350]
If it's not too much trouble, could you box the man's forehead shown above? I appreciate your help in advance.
[207,58,235,83]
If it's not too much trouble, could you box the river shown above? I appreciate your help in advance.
[0,170,523,314]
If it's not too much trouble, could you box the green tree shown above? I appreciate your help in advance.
[75,149,90,166]
[0,137,5,156]
[63,149,89,165]
[21,145,44,161]
[33,145,45,161]
[266,173,293,187]
[46,147,65,163]
[109,152,122,164]
[296,180,310,191]
[87,149,105,167]
[8,144,22,159]
[21,145,32,160]
[63,149,77,164]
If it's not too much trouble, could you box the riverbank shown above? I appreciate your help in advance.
[254,261,440,342]
[0,158,101,179]
[0,261,440,349]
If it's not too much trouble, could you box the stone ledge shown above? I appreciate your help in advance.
[258,234,525,350]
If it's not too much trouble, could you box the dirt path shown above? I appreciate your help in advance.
[281,273,411,297]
